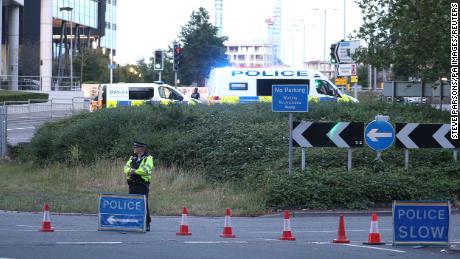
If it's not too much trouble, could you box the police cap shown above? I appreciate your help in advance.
[133,141,147,148]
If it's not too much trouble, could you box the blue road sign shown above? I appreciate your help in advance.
[272,84,309,112]
[393,201,450,246]
[365,120,395,151]
[98,193,146,232]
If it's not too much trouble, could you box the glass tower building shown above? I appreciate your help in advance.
[20,0,117,90]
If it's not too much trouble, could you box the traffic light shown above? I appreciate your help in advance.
[173,44,182,71]
[154,49,164,71]
[330,43,338,64]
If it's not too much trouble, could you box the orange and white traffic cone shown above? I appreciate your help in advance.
[332,214,350,243]
[279,210,296,241]
[363,213,385,245]
[176,207,192,236]
[220,208,236,238]
[39,203,54,232]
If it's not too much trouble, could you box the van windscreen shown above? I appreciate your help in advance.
[256,79,309,96]
[129,87,154,100]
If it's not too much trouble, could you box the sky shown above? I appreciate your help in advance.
[116,0,364,66]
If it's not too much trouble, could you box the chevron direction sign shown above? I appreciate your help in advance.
[292,121,364,148]
[396,123,460,149]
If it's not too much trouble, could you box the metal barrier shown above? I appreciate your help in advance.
[3,98,91,121]
[0,76,81,91]
[0,105,6,157]
[0,98,91,155]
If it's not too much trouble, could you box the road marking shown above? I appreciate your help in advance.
[0,228,95,232]
[257,238,280,241]
[184,241,248,244]
[7,126,35,131]
[249,229,391,234]
[56,242,122,245]
[344,244,406,253]
[0,257,14,259]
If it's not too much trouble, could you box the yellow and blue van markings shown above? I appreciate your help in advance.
[217,95,348,104]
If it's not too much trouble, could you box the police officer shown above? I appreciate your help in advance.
[191,87,200,100]
[124,141,154,231]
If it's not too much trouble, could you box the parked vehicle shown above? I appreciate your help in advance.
[206,67,358,104]
[90,82,199,111]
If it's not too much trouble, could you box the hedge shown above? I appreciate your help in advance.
[0,90,48,102]
[17,101,460,209]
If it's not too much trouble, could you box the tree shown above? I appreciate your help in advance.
[74,48,110,83]
[115,64,143,83]
[178,7,229,86]
[354,0,450,81]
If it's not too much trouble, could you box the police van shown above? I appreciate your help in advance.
[90,82,199,111]
[206,67,358,104]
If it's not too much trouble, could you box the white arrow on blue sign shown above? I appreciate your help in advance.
[365,120,395,151]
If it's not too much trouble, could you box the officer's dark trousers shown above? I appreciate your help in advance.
[128,183,151,226]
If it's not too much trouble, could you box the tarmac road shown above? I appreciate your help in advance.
[0,211,459,259]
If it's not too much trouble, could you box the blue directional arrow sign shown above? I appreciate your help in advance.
[98,193,146,232]
[365,120,395,151]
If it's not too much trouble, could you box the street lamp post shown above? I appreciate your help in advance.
[60,7,73,90]
[110,2,114,84]
[343,0,346,39]
[311,8,340,61]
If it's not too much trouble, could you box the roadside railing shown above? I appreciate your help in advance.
[0,97,91,157]
[0,76,81,91]
[0,105,6,157]
[2,97,91,121]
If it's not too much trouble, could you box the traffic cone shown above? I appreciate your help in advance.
[39,203,54,232]
[363,213,385,245]
[220,208,236,238]
[279,210,296,241]
[332,214,350,243]
[176,207,192,236]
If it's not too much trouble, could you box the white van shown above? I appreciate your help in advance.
[206,67,358,104]
[90,82,199,110]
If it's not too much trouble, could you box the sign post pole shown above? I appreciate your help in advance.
[404,149,409,170]
[301,147,306,171]
[454,149,458,162]
[272,84,309,175]
[288,113,293,175]
[353,82,358,99]
[347,149,352,171]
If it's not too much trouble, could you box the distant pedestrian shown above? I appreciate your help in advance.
[191,87,200,100]
[124,140,154,231]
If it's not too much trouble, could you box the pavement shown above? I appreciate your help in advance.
[0,210,459,259]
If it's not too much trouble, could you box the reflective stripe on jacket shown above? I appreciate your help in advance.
[124,153,154,183]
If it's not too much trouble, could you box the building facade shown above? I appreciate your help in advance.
[303,60,336,80]
[1,0,116,91]
[0,0,24,90]
[226,42,272,68]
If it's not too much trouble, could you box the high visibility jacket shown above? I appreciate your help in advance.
[124,153,154,183]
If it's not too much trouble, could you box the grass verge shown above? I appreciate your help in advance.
[0,160,266,216]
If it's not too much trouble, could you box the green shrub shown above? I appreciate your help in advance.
[17,101,459,209]
[0,90,48,102]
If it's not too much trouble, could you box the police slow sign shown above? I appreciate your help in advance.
[393,201,450,246]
